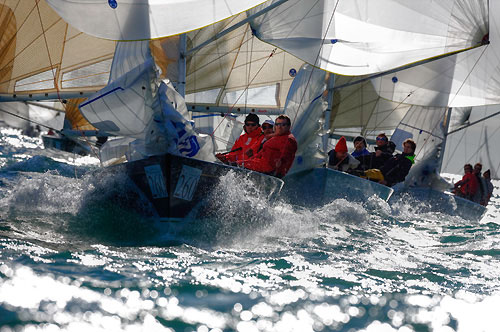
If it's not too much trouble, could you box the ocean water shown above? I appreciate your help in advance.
[0,127,499,332]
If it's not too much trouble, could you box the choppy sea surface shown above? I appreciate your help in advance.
[0,127,499,332]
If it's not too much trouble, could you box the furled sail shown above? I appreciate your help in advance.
[373,1,496,107]
[249,0,488,75]
[46,0,267,41]
[0,1,116,99]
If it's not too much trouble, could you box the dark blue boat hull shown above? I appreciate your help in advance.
[106,153,283,221]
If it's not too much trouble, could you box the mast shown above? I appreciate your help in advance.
[177,34,187,98]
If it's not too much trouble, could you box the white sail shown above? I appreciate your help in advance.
[373,1,497,107]
[46,0,267,41]
[328,76,411,140]
[249,0,488,75]
[0,1,116,98]
[442,105,500,179]
[80,41,215,165]
[186,12,304,115]
[79,41,156,138]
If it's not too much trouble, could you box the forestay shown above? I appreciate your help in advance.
[248,0,488,75]
[46,0,268,41]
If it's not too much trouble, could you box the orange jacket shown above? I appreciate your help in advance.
[225,129,264,163]
[238,133,297,178]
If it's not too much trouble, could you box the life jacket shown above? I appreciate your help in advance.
[225,129,264,163]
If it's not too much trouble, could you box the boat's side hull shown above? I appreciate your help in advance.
[390,187,487,221]
[107,154,283,221]
[281,167,393,207]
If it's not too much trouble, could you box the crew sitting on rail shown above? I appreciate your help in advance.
[453,163,478,201]
[216,113,264,165]
[237,115,297,178]
[356,133,395,171]
[327,136,360,172]
[378,139,416,187]
[351,136,370,158]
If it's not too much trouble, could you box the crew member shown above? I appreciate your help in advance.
[238,115,297,178]
[327,136,360,172]
[379,139,416,187]
[454,164,478,201]
[216,113,264,164]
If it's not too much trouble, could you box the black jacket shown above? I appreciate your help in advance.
[356,144,393,171]
[380,152,415,186]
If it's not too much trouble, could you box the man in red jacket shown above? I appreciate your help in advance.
[216,113,264,164]
[453,163,478,201]
[238,115,297,178]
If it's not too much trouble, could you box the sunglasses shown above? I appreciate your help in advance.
[275,122,289,127]
[376,137,387,141]
[262,125,273,129]
[245,122,258,127]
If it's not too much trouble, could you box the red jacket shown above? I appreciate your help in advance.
[456,173,478,198]
[238,133,297,178]
[225,129,264,163]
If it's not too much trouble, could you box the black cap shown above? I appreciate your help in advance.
[245,113,260,125]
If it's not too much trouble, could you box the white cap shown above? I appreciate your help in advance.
[263,119,274,126]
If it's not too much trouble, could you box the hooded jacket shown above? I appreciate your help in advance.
[225,128,264,163]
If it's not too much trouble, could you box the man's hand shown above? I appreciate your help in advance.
[215,153,228,164]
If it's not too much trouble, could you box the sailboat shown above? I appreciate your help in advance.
[1,0,495,221]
